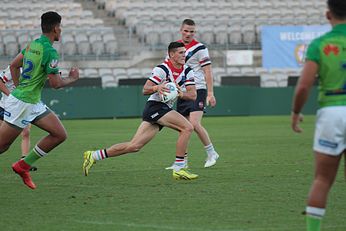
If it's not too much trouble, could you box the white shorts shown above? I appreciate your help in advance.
[4,94,49,129]
[313,106,346,156]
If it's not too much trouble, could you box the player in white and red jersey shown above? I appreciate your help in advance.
[0,66,37,171]
[147,56,195,108]
[83,42,199,180]
[168,19,219,169]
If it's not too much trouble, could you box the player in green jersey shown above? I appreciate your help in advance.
[0,11,79,189]
[291,1,346,230]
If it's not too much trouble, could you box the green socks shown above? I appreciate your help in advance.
[306,215,321,231]
[23,149,41,166]
[306,206,325,231]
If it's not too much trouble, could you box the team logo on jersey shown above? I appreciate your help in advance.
[49,59,59,68]
[323,44,339,56]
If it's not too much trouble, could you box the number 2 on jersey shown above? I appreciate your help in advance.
[22,59,34,79]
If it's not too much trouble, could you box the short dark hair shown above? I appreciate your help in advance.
[41,11,61,33]
[181,19,195,27]
[168,42,184,54]
[328,0,346,19]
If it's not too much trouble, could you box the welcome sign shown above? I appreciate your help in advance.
[262,25,331,69]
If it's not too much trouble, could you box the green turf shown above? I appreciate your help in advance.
[0,116,345,231]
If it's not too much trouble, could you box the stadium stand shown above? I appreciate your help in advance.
[97,0,327,50]
[0,0,328,88]
[0,0,119,59]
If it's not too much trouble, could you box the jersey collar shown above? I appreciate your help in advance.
[165,59,183,81]
[40,34,53,45]
[179,39,199,50]
[332,23,346,34]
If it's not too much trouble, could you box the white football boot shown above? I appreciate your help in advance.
[204,152,219,168]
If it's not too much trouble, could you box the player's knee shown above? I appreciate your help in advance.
[183,123,194,134]
[60,132,68,142]
[55,130,67,143]
[191,120,203,131]
[0,143,10,154]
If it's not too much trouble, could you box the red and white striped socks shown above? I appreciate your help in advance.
[92,149,108,161]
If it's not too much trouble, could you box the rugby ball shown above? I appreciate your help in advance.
[160,82,178,103]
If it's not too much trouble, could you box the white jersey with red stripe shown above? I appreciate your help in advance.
[148,59,195,108]
[180,39,211,90]
[0,66,16,108]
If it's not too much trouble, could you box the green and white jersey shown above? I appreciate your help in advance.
[306,24,346,108]
[11,35,59,104]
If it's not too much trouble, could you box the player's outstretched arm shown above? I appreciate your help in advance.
[48,67,79,89]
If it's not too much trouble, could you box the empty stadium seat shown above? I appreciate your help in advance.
[84,68,99,78]
[103,33,118,54]
[0,39,4,56]
[228,25,242,45]
[102,75,118,88]
[240,67,257,76]
[242,25,256,45]
[145,29,160,47]
[75,33,91,56]
[3,32,18,56]
[17,32,31,50]
[212,67,227,86]
[199,28,214,45]
[140,67,152,78]
[255,67,269,76]
[127,68,143,79]
[99,68,114,78]
[276,73,288,87]
[260,73,278,88]
[113,68,127,79]
[214,29,229,45]
[160,28,173,46]
[89,33,105,56]
[226,67,241,76]
[62,32,77,56]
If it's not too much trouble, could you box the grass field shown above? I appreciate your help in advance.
[0,116,345,231]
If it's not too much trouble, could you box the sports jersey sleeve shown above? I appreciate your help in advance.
[198,46,211,67]
[0,73,4,83]
[185,67,195,86]
[306,39,320,64]
[43,48,60,75]
[149,66,166,85]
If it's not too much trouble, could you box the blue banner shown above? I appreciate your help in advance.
[262,25,330,69]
